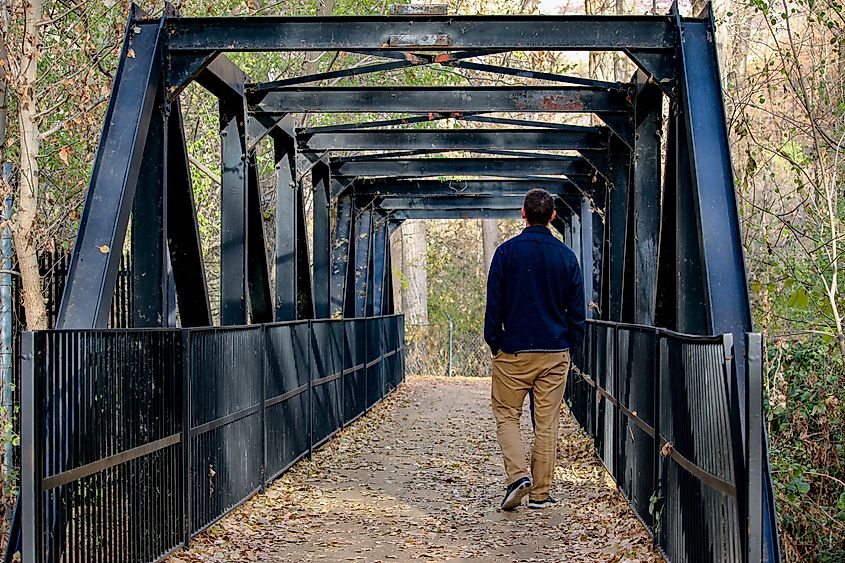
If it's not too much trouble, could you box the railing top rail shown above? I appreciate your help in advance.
[22,314,404,335]
[24,327,183,335]
[587,318,729,344]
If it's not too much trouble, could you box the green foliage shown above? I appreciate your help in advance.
[767,339,845,561]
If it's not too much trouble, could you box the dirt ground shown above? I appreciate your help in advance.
[168,375,661,563]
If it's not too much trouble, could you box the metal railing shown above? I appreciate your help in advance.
[566,320,767,563]
[19,315,405,562]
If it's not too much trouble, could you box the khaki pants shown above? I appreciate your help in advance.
[491,350,570,501]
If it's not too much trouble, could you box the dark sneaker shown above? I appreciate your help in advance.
[501,477,532,511]
[527,496,558,509]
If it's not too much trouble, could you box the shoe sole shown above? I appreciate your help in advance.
[527,502,555,509]
[501,481,531,511]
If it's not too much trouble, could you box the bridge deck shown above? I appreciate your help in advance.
[169,376,659,562]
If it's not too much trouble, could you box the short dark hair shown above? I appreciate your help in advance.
[523,188,555,225]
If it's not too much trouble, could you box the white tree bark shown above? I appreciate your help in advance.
[481,219,498,275]
[12,0,47,330]
[401,220,428,326]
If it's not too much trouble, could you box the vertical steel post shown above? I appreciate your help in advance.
[167,101,212,327]
[273,131,298,321]
[605,136,630,322]
[312,160,331,318]
[370,220,388,316]
[307,321,314,458]
[0,192,13,483]
[655,107,679,330]
[579,198,594,318]
[181,329,192,547]
[652,331,662,535]
[20,333,41,560]
[259,325,267,491]
[621,77,662,325]
[745,333,763,563]
[568,208,581,263]
[246,153,272,323]
[132,91,168,328]
[330,194,355,318]
[353,209,374,318]
[220,93,249,325]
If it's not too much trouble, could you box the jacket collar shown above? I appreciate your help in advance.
[523,225,552,235]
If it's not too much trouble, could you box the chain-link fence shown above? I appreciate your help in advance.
[405,323,491,377]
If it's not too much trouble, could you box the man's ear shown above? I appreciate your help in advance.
[550,209,557,222]
[521,208,526,220]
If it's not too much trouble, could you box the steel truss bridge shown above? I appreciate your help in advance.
[5,3,780,562]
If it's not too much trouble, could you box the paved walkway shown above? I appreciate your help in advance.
[168,375,660,562]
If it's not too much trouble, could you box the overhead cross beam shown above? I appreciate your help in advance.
[372,194,580,212]
[299,127,607,152]
[248,86,631,114]
[331,157,595,179]
[164,16,677,52]
[353,179,585,198]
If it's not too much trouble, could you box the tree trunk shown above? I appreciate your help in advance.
[0,4,7,165]
[401,220,428,326]
[481,219,498,275]
[12,0,48,330]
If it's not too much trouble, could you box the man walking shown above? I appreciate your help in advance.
[484,188,586,511]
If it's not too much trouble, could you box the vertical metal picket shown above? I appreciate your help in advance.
[260,324,267,492]
[746,333,763,563]
[181,329,192,548]
[21,332,42,561]
[612,325,620,482]
[652,331,662,535]
[307,321,313,459]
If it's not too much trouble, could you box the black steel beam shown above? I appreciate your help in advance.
[457,115,590,130]
[193,53,246,100]
[273,130,297,320]
[332,157,593,180]
[300,128,607,152]
[167,100,212,327]
[376,194,529,211]
[250,86,631,114]
[132,87,168,327]
[443,60,623,90]
[353,179,582,198]
[621,79,662,325]
[676,20,752,337]
[385,209,521,220]
[219,94,249,325]
[604,136,630,322]
[248,113,294,151]
[370,221,389,316]
[330,194,355,318]
[57,19,163,328]
[352,208,373,317]
[312,159,331,318]
[246,152,273,323]
[164,16,676,52]
[303,113,464,134]
[165,50,218,99]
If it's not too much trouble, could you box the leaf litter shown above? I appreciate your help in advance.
[168,375,662,562]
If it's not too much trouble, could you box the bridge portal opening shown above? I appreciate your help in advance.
[6,6,781,563]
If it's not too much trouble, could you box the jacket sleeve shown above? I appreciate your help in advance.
[566,255,587,346]
[484,247,505,354]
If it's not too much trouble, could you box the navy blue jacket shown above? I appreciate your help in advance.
[484,226,586,354]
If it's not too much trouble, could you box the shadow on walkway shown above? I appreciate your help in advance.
[168,375,661,562]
